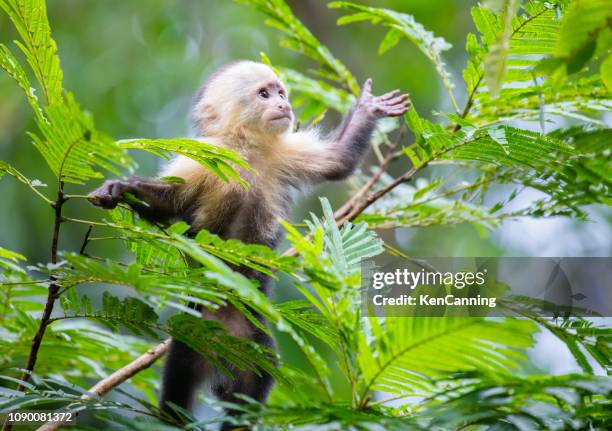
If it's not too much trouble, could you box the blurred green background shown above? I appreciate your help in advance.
[1,0,610,398]
[0,0,482,263]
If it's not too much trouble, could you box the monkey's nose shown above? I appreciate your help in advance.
[278,102,290,112]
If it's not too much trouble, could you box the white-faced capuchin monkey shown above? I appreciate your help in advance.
[89,61,410,428]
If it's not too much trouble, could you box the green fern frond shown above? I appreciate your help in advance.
[307,197,383,279]
[0,160,51,203]
[419,372,612,430]
[119,138,254,189]
[234,0,359,95]
[405,107,574,170]
[464,1,611,126]
[0,43,43,117]
[59,290,160,338]
[0,246,26,273]
[29,93,132,184]
[0,0,63,105]
[0,0,135,184]
[358,317,536,397]
[329,1,457,111]
[193,229,299,277]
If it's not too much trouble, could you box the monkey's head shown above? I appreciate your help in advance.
[193,61,294,137]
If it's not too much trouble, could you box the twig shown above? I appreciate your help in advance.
[16,184,66,391]
[36,339,171,431]
[340,167,418,225]
[0,280,49,286]
[334,124,406,220]
[4,186,66,431]
[79,225,93,255]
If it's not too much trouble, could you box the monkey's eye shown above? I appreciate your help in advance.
[258,89,269,99]
[279,91,286,100]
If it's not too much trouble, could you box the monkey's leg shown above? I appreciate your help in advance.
[160,338,209,420]
[216,330,276,431]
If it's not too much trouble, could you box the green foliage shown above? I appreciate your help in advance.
[466,1,610,126]
[119,138,253,189]
[502,296,612,375]
[0,245,25,272]
[0,1,132,184]
[329,1,458,110]
[554,0,611,74]
[235,0,360,94]
[483,0,518,96]
[1,0,611,429]
[358,317,536,396]
[421,372,612,430]
[0,0,62,105]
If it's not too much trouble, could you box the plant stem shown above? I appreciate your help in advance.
[36,339,171,431]
[79,225,93,255]
[340,167,418,225]
[335,125,405,220]
[16,183,66,391]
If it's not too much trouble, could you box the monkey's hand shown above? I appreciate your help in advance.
[357,78,411,119]
[88,179,135,209]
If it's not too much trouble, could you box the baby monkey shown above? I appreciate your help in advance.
[89,61,410,425]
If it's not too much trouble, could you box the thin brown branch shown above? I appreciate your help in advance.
[341,167,418,225]
[335,124,406,220]
[37,339,171,431]
[16,184,66,392]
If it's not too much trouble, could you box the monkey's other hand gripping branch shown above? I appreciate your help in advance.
[88,178,180,224]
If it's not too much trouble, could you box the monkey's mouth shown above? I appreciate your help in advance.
[269,114,292,122]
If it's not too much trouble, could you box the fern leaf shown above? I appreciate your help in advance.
[329,1,456,110]
[0,0,63,105]
[235,0,359,95]
[307,197,383,278]
[0,43,43,117]
[358,317,536,396]
[0,1,135,184]
[405,107,574,170]
[119,138,253,189]
[0,246,26,273]
[0,160,50,202]
[555,0,612,73]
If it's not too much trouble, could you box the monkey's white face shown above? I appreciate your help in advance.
[255,79,293,134]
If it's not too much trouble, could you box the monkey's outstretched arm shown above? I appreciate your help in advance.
[324,79,410,180]
[282,80,410,184]
[88,178,182,224]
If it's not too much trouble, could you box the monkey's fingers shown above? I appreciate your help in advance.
[383,96,411,116]
[360,78,373,96]
[88,195,102,206]
[88,193,114,209]
[88,183,121,209]
[385,103,411,116]
[376,89,400,102]
[380,94,410,107]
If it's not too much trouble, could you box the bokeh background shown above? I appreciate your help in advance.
[1,0,610,404]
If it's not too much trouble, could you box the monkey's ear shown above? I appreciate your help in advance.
[194,104,218,135]
[201,104,218,123]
